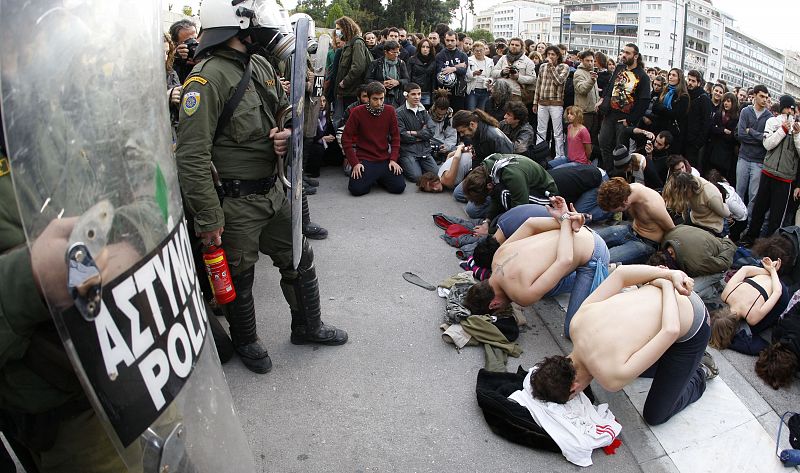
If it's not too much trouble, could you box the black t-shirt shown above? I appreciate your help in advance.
[547,164,602,204]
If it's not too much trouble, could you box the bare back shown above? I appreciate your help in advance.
[629,184,673,243]
[724,273,777,322]
[570,285,696,391]
[491,227,595,306]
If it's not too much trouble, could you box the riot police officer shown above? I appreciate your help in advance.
[176,0,348,374]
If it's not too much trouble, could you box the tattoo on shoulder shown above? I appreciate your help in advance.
[495,252,518,276]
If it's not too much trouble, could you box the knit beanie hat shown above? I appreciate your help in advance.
[779,95,796,112]
[613,144,631,167]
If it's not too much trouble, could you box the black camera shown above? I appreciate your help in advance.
[508,66,518,76]
[184,38,199,60]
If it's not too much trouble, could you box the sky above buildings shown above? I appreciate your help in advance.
[170,0,797,50]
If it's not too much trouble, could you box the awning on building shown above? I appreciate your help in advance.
[591,24,615,33]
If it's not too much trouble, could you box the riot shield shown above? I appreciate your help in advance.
[312,34,331,98]
[289,18,310,269]
[0,2,255,472]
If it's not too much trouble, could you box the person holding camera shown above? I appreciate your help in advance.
[168,19,199,83]
[490,38,537,103]
[531,45,570,158]
[466,41,494,110]
[740,95,800,246]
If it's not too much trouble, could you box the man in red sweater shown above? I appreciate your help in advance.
[342,82,405,196]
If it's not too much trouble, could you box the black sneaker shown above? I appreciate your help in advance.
[303,175,319,187]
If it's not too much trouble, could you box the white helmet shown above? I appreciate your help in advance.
[437,71,456,88]
[196,0,295,60]
[289,12,317,53]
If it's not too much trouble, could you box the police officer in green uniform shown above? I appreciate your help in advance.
[0,107,130,472]
[176,0,348,374]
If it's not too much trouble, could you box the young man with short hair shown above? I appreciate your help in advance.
[573,50,601,154]
[736,84,772,215]
[528,264,715,426]
[396,83,438,182]
[740,95,800,245]
[597,43,651,171]
[461,153,557,220]
[645,130,674,184]
[342,82,405,196]
[499,101,535,155]
[435,31,469,112]
[595,177,675,264]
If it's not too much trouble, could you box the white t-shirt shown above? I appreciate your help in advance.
[508,368,622,467]
[438,151,473,184]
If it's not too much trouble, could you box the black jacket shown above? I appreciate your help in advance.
[471,122,514,168]
[476,367,596,453]
[685,87,712,151]
[407,56,436,93]
[366,57,410,107]
[651,92,689,147]
[600,64,651,125]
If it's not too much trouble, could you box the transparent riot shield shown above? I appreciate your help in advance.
[0,2,255,472]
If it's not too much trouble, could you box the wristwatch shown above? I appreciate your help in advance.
[559,213,570,222]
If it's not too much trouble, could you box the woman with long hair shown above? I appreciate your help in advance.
[705,92,740,184]
[334,16,371,123]
[755,306,800,389]
[484,79,512,123]
[407,39,437,107]
[710,256,788,354]
[663,171,730,235]
[650,68,689,149]
[164,33,181,129]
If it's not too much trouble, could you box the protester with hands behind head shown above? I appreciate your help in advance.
[465,196,609,338]
[528,263,717,427]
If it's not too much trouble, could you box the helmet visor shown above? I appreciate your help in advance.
[247,0,289,29]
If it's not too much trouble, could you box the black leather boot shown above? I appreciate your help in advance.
[225,266,272,373]
[280,241,347,346]
[302,194,328,240]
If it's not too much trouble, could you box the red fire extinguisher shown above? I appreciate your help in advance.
[203,246,236,304]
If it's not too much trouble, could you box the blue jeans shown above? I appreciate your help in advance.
[453,181,468,203]
[735,159,763,216]
[596,222,658,265]
[546,156,577,169]
[466,88,489,111]
[453,182,492,218]
[640,301,710,425]
[421,92,431,107]
[544,230,610,338]
[399,155,438,182]
[574,172,613,222]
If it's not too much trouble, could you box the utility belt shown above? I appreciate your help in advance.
[220,176,277,198]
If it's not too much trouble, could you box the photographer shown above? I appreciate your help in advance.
[168,19,198,83]
[489,37,536,103]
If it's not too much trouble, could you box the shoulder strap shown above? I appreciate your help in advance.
[213,59,253,143]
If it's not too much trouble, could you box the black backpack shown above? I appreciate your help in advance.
[563,69,576,108]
